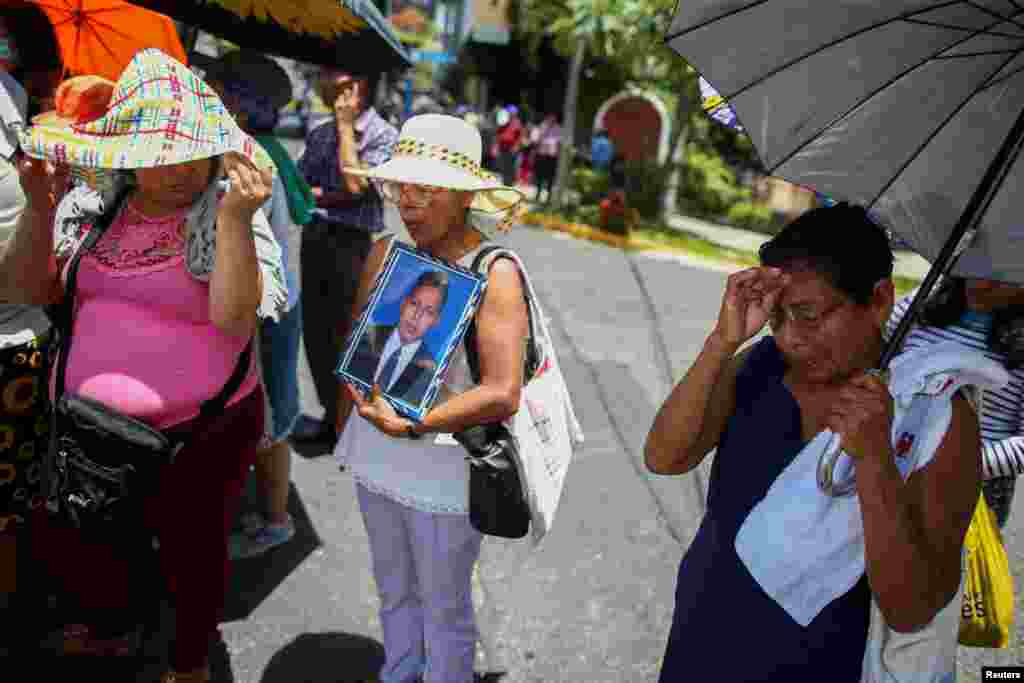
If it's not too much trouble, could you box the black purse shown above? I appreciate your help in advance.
[43,193,252,534]
[451,246,540,540]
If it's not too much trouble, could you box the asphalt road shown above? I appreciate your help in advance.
[209,216,1022,683]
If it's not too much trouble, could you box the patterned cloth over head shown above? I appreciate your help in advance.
[18,48,273,175]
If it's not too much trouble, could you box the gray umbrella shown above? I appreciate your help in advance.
[669,1,1024,495]
[669,0,1024,362]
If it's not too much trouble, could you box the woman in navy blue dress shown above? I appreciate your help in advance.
[646,204,981,682]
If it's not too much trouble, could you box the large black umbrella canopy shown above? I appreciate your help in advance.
[669,1,1024,498]
[668,0,1024,368]
[130,0,410,71]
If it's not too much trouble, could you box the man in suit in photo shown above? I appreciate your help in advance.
[347,270,448,406]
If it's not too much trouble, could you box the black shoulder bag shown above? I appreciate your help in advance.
[43,193,253,535]
[451,246,540,539]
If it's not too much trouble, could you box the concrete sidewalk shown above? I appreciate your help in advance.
[664,213,933,281]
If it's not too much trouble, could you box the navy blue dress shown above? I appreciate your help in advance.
[658,337,871,682]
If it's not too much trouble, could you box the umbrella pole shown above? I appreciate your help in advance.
[820,108,1024,497]
[879,105,1024,369]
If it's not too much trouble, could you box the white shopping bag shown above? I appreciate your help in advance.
[476,247,584,546]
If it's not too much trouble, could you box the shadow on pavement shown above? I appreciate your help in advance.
[223,481,322,622]
[45,632,235,682]
[259,632,385,682]
[289,436,337,460]
[258,633,508,683]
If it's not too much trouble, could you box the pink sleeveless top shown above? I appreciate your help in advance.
[60,202,258,430]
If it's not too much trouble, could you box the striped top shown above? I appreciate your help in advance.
[887,291,1024,479]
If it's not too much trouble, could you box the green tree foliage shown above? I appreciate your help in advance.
[517,0,762,220]
[677,147,750,219]
[726,201,783,235]
[572,167,610,204]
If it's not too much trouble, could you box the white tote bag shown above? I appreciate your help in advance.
[859,393,965,683]
[475,247,584,546]
[860,564,963,683]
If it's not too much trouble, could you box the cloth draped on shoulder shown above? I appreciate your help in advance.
[735,341,1009,627]
[53,174,287,322]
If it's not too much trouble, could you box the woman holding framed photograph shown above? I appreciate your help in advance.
[335,114,527,683]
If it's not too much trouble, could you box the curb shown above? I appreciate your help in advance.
[520,212,631,250]
[522,208,928,283]
[520,211,757,270]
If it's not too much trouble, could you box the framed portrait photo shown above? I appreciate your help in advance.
[336,240,489,422]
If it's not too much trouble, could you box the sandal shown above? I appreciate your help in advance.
[160,666,211,683]
[61,623,139,656]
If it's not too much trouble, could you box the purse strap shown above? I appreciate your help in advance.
[463,245,539,384]
[44,190,128,509]
[52,189,128,403]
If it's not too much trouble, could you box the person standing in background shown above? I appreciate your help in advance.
[203,51,316,558]
[294,67,398,446]
[590,128,614,172]
[533,113,561,204]
[0,7,61,119]
[495,105,523,187]
[887,277,1024,528]
[0,25,53,651]
[518,117,537,187]
[479,107,497,173]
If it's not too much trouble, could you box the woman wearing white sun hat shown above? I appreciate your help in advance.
[336,113,528,683]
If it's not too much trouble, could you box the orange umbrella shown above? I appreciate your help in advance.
[0,0,186,81]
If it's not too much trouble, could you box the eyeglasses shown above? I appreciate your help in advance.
[378,181,445,208]
[768,300,847,333]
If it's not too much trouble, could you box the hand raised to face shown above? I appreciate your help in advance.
[333,77,362,126]
[826,371,894,462]
[16,155,68,213]
[219,152,273,222]
[712,266,790,349]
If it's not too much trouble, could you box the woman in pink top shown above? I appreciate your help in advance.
[533,113,561,204]
[0,50,286,683]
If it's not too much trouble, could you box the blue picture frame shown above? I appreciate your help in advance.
[335,240,488,422]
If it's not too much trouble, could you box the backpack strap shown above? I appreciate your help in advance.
[463,245,540,384]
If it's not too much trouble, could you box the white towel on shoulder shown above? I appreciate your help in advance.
[734,341,1009,627]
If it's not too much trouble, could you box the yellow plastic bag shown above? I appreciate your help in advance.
[958,494,1014,648]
